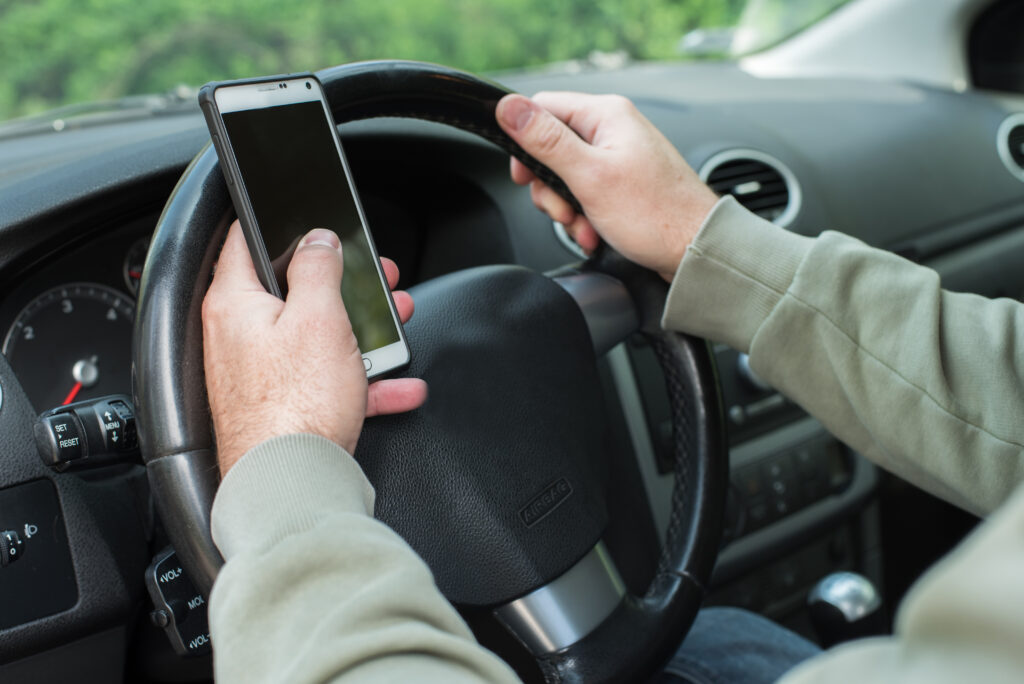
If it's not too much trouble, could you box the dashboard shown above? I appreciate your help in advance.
[0,59,1023,680]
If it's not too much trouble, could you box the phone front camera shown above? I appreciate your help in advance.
[305,82,312,90]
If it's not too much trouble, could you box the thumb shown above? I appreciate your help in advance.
[284,228,344,309]
[496,94,594,186]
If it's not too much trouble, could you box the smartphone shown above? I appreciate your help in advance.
[199,74,410,378]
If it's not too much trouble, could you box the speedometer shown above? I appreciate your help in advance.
[2,283,134,412]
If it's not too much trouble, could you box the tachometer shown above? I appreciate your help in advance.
[2,283,134,412]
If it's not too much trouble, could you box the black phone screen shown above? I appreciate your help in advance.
[222,100,400,352]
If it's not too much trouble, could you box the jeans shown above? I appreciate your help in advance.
[654,607,822,684]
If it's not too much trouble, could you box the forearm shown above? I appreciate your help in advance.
[209,434,519,684]
[664,197,1024,514]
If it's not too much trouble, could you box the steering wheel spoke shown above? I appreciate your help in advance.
[494,541,626,655]
[551,271,638,356]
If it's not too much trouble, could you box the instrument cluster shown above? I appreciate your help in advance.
[0,217,153,413]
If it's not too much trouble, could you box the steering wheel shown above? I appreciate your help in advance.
[134,60,727,683]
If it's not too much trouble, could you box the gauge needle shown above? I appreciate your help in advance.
[62,381,83,405]
[63,356,99,405]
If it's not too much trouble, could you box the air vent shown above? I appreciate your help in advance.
[699,149,801,228]
[998,113,1024,183]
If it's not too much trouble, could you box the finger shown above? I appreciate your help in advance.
[566,214,600,254]
[531,91,631,143]
[366,378,428,417]
[392,290,414,324]
[510,157,536,186]
[530,180,577,226]
[209,221,266,294]
[496,94,596,187]
[284,228,344,309]
[380,256,400,290]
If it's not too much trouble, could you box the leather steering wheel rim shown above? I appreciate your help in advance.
[133,60,728,683]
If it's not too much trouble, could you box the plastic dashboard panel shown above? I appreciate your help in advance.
[0,353,151,663]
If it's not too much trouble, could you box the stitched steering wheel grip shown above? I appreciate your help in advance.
[134,60,727,683]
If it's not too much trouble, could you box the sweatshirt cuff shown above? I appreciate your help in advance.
[211,433,375,560]
[661,195,815,352]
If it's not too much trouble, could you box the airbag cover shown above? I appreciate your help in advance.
[357,265,610,606]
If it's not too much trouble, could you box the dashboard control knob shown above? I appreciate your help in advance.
[737,353,772,392]
[0,530,25,567]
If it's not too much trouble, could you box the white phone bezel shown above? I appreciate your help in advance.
[213,77,410,378]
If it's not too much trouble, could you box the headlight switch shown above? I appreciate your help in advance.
[0,529,24,567]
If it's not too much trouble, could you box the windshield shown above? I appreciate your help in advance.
[730,0,852,55]
[0,0,851,124]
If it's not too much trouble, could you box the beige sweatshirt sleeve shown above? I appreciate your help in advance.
[664,196,1024,516]
[208,433,520,684]
[664,196,1024,683]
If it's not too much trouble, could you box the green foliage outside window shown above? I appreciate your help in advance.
[0,0,748,121]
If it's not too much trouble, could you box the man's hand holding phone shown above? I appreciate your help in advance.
[203,221,427,475]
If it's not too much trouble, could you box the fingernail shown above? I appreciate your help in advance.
[499,96,534,132]
[300,228,341,251]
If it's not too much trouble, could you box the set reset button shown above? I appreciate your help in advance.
[35,414,85,466]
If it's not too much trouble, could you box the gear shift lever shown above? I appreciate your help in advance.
[807,571,885,647]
